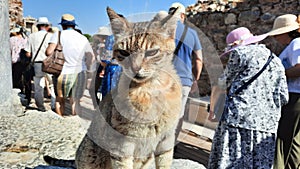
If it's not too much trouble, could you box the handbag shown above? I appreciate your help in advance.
[19,49,31,66]
[213,52,274,120]
[42,31,64,75]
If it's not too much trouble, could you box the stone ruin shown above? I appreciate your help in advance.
[9,0,23,28]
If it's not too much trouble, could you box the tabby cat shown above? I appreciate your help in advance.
[58,7,182,169]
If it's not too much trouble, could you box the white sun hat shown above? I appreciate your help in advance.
[96,26,112,36]
[169,2,186,14]
[36,17,51,25]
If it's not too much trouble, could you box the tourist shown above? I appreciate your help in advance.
[24,17,52,112]
[267,14,300,169]
[46,14,95,116]
[168,2,203,140]
[91,26,111,105]
[98,34,122,98]
[208,27,288,168]
[10,27,27,94]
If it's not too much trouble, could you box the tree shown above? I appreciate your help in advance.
[83,34,92,42]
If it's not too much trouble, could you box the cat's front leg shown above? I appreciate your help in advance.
[154,149,173,169]
[111,155,134,169]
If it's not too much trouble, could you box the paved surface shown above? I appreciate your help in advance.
[19,90,214,169]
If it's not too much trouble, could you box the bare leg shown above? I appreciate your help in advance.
[70,98,80,116]
[45,77,51,97]
[55,97,65,116]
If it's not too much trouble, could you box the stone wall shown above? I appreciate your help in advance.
[9,0,23,28]
[186,0,300,96]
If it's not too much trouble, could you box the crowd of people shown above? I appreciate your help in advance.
[9,1,299,168]
[207,14,300,168]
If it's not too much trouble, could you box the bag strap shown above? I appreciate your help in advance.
[229,52,274,97]
[57,31,61,46]
[32,33,48,64]
[174,24,188,56]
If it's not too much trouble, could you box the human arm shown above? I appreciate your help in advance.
[208,85,226,122]
[190,49,203,93]
[45,32,59,56]
[45,43,56,56]
[192,49,203,81]
[24,36,32,58]
[285,64,300,78]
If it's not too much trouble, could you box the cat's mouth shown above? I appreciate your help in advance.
[134,74,147,80]
[124,69,151,83]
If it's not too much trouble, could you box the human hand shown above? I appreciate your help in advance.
[208,110,219,122]
[190,80,198,94]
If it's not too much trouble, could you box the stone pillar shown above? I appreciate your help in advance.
[0,0,13,114]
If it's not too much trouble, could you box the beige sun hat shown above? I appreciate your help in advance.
[268,14,300,36]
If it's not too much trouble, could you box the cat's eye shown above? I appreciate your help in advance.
[145,49,159,57]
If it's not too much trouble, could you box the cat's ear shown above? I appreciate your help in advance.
[106,7,130,38]
[151,10,178,38]
[162,16,178,38]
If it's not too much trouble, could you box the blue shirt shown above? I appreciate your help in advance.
[173,21,202,87]
[278,37,300,93]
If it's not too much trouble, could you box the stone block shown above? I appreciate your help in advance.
[207,13,225,25]
[260,13,276,23]
[261,5,273,13]
[238,10,261,22]
[225,13,237,25]
[259,0,280,4]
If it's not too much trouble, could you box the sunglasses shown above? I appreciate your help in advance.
[168,7,178,14]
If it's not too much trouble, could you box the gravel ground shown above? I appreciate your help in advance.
[0,110,86,169]
[0,109,206,169]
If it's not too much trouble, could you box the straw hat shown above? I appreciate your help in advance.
[59,14,77,26]
[36,17,51,25]
[220,27,268,57]
[268,14,300,36]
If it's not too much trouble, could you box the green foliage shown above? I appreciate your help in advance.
[83,34,92,42]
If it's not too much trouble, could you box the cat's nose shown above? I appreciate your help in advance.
[131,64,141,74]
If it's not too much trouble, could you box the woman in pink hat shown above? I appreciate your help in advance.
[208,27,288,168]
[268,14,300,169]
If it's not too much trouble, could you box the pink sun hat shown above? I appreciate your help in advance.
[220,27,268,57]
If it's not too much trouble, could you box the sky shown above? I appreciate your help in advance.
[23,0,197,35]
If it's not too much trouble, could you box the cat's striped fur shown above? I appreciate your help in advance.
[45,7,182,169]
